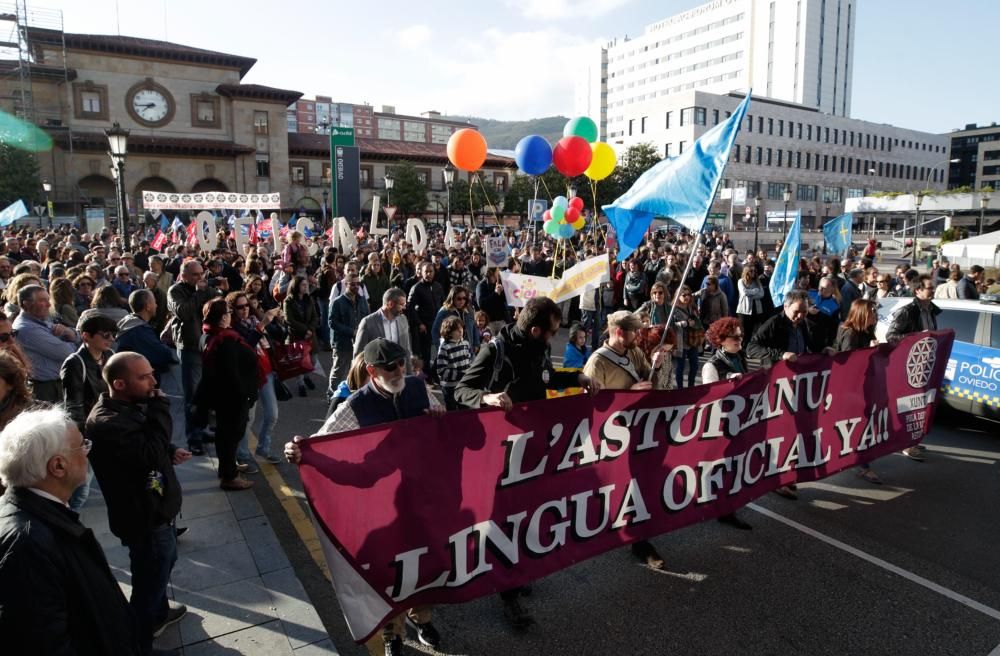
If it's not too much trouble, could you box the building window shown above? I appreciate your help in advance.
[755,147,763,165]
[430,124,453,145]
[733,145,740,162]
[746,181,761,197]
[190,94,220,129]
[805,153,811,169]
[712,109,720,125]
[641,116,647,134]
[628,119,634,136]
[494,173,508,193]
[289,163,306,183]
[768,118,774,135]
[403,121,426,142]
[679,141,686,153]
[680,108,692,126]
[378,118,401,140]
[665,143,672,157]
[746,115,752,132]
[822,187,843,203]
[807,124,812,140]
[778,119,784,137]
[694,107,706,125]
[797,185,817,201]
[72,82,109,121]
[767,182,788,200]
[847,188,865,198]
[744,145,751,162]
[360,166,372,189]
[665,111,672,129]
[758,116,764,132]
[256,155,270,178]
[254,111,269,135]
[797,123,803,139]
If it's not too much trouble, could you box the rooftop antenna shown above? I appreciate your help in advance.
[115,0,121,36]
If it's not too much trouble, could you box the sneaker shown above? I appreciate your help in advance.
[384,635,404,656]
[406,618,441,648]
[902,447,925,462]
[236,462,260,474]
[774,485,798,500]
[631,540,665,569]
[152,602,187,637]
[502,596,535,631]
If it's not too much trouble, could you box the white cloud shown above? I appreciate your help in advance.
[397,24,432,49]
[504,0,633,20]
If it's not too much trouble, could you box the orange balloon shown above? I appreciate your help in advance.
[447,128,488,172]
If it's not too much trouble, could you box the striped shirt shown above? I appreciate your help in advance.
[436,339,472,387]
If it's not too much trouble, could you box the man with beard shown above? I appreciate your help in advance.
[284,338,445,656]
[455,296,599,630]
[353,288,413,373]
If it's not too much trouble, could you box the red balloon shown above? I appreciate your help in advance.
[564,206,580,222]
[569,196,585,211]
[552,136,593,177]
[543,209,552,221]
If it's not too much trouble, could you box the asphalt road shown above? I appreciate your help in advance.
[250,349,1000,656]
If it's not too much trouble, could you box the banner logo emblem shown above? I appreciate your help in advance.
[906,337,937,388]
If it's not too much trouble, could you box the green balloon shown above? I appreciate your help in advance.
[551,205,566,221]
[563,116,599,143]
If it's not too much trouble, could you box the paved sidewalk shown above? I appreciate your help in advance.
[79,450,339,655]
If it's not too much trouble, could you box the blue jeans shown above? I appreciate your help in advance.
[674,347,701,388]
[240,373,279,458]
[125,523,178,653]
[178,348,203,441]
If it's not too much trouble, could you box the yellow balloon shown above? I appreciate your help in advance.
[585,142,617,181]
[572,218,586,230]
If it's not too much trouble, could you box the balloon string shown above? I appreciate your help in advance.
[539,177,554,202]
[550,236,562,279]
[468,180,475,229]
[475,173,501,227]
[532,177,540,244]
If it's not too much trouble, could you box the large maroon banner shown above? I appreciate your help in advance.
[299,331,954,641]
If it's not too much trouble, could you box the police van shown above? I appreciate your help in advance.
[875,296,1000,421]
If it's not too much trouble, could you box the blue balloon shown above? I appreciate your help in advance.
[558,223,575,239]
[553,195,568,209]
[514,135,553,176]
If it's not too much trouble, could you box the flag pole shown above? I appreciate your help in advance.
[649,227,705,380]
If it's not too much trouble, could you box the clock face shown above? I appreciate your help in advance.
[130,88,171,124]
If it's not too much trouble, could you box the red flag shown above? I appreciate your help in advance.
[150,230,167,250]
[171,229,180,244]
[185,221,198,247]
[248,221,258,245]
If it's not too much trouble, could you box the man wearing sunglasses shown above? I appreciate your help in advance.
[284,338,446,655]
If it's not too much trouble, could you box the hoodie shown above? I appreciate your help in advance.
[116,314,178,375]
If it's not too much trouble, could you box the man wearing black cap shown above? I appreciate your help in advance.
[284,338,445,656]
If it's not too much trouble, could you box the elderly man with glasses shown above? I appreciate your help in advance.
[0,407,142,655]
[285,338,446,656]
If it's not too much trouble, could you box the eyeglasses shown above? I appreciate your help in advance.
[95,331,115,339]
[379,360,405,372]
[233,304,250,310]
[70,438,92,454]
[0,331,16,342]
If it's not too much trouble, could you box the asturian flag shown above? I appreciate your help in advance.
[603,91,751,260]
[822,213,854,255]
[769,209,803,306]
[171,217,184,231]
[0,200,29,227]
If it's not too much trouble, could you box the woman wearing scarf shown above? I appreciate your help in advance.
[197,298,262,491]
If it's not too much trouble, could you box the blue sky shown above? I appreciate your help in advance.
[18,0,999,133]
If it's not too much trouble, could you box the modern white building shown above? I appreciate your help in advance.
[679,91,951,229]
[577,0,857,142]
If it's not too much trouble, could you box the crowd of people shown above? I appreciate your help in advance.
[0,218,990,656]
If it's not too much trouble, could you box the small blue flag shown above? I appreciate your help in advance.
[603,91,752,260]
[289,213,298,227]
[822,213,853,255]
[159,215,169,231]
[170,217,184,231]
[0,199,29,227]
[769,210,803,307]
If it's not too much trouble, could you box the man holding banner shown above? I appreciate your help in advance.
[455,297,599,629]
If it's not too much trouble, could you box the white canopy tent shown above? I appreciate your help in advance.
[940,232,1000,269]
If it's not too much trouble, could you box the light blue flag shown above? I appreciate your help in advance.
[159,215,169,231]
[769,210,803,307]
[603,91,751,260]
[170,217,184,231]
[0,199,29,227]
[822,212,853,255]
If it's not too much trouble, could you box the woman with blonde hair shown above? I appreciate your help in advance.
[49,277,79,327]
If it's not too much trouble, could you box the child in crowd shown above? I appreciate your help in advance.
[474,310,490,350]
[435,315,472,410]
[411,356,428,383]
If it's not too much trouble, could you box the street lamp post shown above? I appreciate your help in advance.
[911,191,924,268]
[782,187,791,242]
[823,204,831,254]
[42,179,52,229]
[442,163,454,227]
[383,171,394,208]
[753,195,762,254]
[867,168,877,236]
[321,187,329,229]
[568,182,578,199]
[105,121,130,238]
[925,158,961,191]
[980,191,990,235]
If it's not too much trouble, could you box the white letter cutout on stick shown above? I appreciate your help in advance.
[233,214,255,254]
[270,212,282,252]
[331,217,357,254]
[406,219,428,255]
[295,218,319,255]
[444,221,457,248]
[369,195,389,236]
[195,211,218,252]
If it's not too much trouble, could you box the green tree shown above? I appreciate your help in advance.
[450,179,471,216]
[0,144,41,208]
[385,160,427,217]
[611,142,661,198]
[470,173,501,217]
[503,174,537,218]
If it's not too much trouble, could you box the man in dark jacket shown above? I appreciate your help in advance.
[328,273,370,397]
[408,261,445,368]
[475,267,509,333]
[956,264,983,300]
[454,297,598,629]
[886,275,941,344]
[747,290,828,369]
[0,407,142,656]
[87,352,192,654]
[167,259,220,451]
